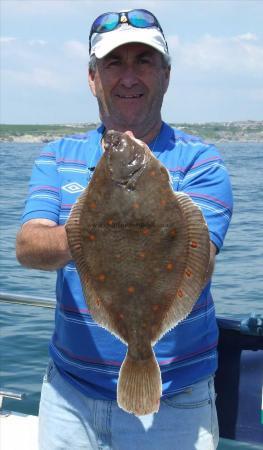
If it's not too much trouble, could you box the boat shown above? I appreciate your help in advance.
[215,315,263,449]
[0,291,262,450]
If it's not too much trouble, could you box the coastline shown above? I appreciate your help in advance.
[1,136,262,144]
[0,121,262,144]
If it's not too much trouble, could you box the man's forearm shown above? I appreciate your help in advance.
[16,221,72,271]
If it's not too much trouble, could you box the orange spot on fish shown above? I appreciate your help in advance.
[98,274,106,282]
[191,241,198,248]
[170,228,177,237]
[166,262,174,271]
[107,219,113,225]
[185,268,192,278]
[88,234,96,241]
[177,289,184,298]
[138,251,145,259]
[160,199,166,206]
[150,170,156,176]
[142,228,150,236]
[132,202,139,209]
[90,202,96,209]
[127,286,135,294]
[152,304,160,312]
[96,298,101,306]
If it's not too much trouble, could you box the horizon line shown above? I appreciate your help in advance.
[1,120,262,126]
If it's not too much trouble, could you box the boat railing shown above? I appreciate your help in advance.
[0,291,55,309]
[0,390,25,416]
[1,291,262,335]
[0,292,55,415]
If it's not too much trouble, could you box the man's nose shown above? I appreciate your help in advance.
[119,67,138,88]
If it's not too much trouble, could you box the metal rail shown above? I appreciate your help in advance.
[0,390,25,411]
[0,292,55,309]
[1,291,262,335]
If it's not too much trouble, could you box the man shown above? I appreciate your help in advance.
[16,8,233,450]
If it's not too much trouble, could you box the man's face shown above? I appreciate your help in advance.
[89,43,170,139]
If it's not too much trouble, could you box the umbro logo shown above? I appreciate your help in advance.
[62,182,85,194]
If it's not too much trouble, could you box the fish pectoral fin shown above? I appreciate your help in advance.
[117,347,161,415]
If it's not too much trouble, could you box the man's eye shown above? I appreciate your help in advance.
[106,60,121,67]
[139,58,152,65]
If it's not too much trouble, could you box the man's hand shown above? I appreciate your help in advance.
[16,219,72,271]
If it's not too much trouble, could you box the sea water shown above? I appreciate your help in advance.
[0,140,262,415]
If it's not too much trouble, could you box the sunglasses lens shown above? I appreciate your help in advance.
[89,9,167,55]
[128,9,156,28]
[93,12,119,33]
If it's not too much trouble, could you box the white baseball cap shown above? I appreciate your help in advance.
[89,11,169,59]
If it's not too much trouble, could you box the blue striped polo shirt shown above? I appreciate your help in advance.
[22,122,233,399]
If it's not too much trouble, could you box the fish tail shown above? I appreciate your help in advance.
[117,348,162,415]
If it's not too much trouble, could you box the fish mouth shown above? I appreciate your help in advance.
[118,164,144,186]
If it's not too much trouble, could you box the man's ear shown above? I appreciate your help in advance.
[163,66,171,94]
[88,70,97,97]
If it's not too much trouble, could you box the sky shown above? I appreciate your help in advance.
[1,0,262,124]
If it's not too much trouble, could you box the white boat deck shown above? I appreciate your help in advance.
[1,411,262,450]
[0,412,38,450]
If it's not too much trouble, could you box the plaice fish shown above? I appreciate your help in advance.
[65,130,210,416]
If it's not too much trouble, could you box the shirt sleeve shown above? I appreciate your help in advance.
[22,141,61,224]
[180,143,233,252]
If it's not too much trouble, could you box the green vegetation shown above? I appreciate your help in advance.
[170,122,263,142]
[0,123,97,139]
[0,121,262,142]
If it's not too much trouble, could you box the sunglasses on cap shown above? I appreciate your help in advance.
[89,9,168,54]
